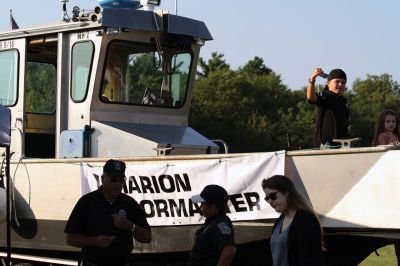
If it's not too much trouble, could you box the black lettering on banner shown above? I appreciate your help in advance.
[244,192,260,211]
[138,194,259,219]
[127,176,141,193]
[189,200,202,216]
[154,199,170,217]
[140,176,155,193]
[159,175,175,193]
[141,199,196,218]
[230,194,248,212]
[151,175,161,193]
[141,200,155,218]
[168,199,189,217]
[124,173,192,194]
[92,173,101,188]
[226,204,233,214]
[175,173,191,192]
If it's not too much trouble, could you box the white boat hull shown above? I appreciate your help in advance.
[0,147,399,263]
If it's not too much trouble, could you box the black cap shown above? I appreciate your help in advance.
[328,69,347,81]
[103,159,126,178]
[191,184,229,204]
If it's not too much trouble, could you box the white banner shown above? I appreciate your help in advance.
[80,152,285,226]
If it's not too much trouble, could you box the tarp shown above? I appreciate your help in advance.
[80,152,285,226]
[0,105,11,146]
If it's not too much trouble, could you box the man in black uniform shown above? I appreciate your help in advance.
[65,159,151,266]
[307,68,350,147]
[189,185,236,266]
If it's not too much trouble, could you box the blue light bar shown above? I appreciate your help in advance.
[99,0,141,9]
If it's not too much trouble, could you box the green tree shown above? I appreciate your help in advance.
[25,62,56,113]
[190,55,293,152]
[275,89,315,149]
[127,53,162,101]
[197,52,230,79]
[239,56,271,76]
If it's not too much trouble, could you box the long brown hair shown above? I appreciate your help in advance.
[261,175,314,214]
[372,109,400,146]
[262,175,326,249]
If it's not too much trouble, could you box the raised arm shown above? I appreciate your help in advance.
[307,68,324,103]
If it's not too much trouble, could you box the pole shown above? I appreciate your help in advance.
[5,146,11,266]
[0,105,11,265]
[174,0,178,15]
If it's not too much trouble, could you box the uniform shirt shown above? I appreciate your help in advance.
[189,213,235,266]
[64,187,150,265]
[312,90,349,147]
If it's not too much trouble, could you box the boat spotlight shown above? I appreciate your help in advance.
[148,0,161,5]
[140,0,161,11]
[106,27,121,35]
[194,38,205,46]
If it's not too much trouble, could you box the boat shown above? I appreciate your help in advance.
[0,0,399,265]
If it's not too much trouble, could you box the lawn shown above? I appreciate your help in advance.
[359,244,397,266]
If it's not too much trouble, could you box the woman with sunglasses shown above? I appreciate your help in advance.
[262,175,324,266]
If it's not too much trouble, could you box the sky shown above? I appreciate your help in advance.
[1,0,400,90]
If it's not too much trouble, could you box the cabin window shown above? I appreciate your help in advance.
[170,53,191,107]
[101,40,192,108]
[71,41,94,102]
[25,62,56,113]
[0,50,18,106]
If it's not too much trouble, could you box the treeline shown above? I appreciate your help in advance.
[189,53,400,152]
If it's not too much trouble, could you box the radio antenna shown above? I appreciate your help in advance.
[59,0,70,21]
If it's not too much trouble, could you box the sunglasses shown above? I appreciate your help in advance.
[109,176,126,183]
[264,191,280,202]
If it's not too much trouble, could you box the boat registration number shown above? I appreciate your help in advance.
[77,31,90,40]
[0,40,15,50]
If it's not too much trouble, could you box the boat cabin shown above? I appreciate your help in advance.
[0,1,217,159]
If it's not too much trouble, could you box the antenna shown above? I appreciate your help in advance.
[174,0,178,15]
[59,0,70,21]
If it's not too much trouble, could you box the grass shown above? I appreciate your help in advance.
[359,244,397,266]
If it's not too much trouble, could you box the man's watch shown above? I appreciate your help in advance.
[130,223,136,234]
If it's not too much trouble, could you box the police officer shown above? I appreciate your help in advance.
[65,159,151,266]
[189,184,236,266]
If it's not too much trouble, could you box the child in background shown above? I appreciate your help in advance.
[372,109,400,264]
[372,109,400,146]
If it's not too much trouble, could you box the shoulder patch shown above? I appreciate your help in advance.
[217,222,232,234]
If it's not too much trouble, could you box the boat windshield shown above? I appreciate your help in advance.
[101,40,192,108]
